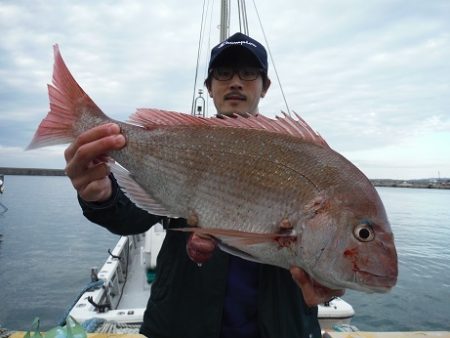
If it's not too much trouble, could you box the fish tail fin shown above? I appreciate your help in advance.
[27,44,108,150]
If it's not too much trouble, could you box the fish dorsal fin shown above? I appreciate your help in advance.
[128,108,208,127]
[129,109,329,148]
[109,161,177,217]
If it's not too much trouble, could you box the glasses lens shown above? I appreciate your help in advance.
[213,67,234,81]
[212,67,261,81]
[239,67,260,80]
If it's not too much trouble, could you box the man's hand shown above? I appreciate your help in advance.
[186,233,217,264]
[64,123,126,202]
[290,267,345,307]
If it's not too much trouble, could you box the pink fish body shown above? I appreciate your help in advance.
[29,45,398,293]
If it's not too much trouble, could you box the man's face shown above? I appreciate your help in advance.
[208,50,270,116]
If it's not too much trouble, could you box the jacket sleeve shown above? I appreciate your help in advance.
[78,174,162,235]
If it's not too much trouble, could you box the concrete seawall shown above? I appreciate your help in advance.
[1,167,449,189]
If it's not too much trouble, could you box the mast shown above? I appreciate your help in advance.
[220,0,230,41]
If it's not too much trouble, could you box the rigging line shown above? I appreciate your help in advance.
[204,0,216,116]
[237,0,249,35]
[207,0,215,76]
[237,0,242,32]
[191,0,209,115]
[227,0,231,38]
[251,0,291,116]
[241,0,249,35]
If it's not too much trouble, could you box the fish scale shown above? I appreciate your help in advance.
[112,125,326,237]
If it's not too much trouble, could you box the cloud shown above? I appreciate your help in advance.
[0,0,449,179]
[0,145,66,169]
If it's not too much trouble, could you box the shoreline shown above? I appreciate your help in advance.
[1,167,449,190]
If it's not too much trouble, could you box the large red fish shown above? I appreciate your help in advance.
[29,45,398,293]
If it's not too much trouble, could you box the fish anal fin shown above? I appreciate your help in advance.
[217,241,265,264]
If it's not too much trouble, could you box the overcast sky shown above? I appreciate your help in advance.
[1,0,449,179]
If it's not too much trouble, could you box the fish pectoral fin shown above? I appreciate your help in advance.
[108,161,176,217]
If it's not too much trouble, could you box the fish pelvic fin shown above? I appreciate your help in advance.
[128,109,329,149]
[172,227,297,246]
[27,44,108,150]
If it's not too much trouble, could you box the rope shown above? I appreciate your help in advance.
[251,0,291,116]
[82,320,140,334]
[239,0,249,35]
[0,327,14,338]
[204,0,215,116]
[81,318,106,333]
[57,280,104,326]
[191,0,209,115]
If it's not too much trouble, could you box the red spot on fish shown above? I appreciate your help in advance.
[275,235,297,249]
[344,247,358,257]
[344,247,360,272]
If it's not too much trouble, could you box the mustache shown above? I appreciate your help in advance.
[224,91,246,100]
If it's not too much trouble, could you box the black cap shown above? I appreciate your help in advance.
[208,32,268,74]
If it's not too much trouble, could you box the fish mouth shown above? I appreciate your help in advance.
[224,92,246,101]
[355,270,397,292]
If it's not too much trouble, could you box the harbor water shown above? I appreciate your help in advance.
[0,175,449,331]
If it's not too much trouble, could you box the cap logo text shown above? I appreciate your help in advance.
[218,40,257,49]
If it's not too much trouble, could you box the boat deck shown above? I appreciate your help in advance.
[70,230,356,327]
[117,235,150,309]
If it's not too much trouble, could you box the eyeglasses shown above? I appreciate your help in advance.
[210,66,263,81]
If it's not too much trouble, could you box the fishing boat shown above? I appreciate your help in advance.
[69,227,355,331]
[68,0,355,332]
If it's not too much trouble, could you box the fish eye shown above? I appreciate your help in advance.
[353,223,375,242]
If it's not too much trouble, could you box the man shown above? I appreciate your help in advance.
[64,32,343,338]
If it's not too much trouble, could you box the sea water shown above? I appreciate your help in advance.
[0,175,449,331]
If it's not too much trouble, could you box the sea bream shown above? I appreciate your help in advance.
[28,45,398,293]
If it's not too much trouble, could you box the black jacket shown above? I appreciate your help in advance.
[79,177,321,338]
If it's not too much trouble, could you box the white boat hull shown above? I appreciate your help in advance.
[70,227,354,330]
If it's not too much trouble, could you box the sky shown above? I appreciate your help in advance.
[0,0,449,180]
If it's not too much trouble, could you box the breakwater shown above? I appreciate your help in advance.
[0,167,449,189]
[0,167,65,176]
[371,178,450,190]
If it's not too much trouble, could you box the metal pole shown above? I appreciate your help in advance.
[220,0,230,41]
